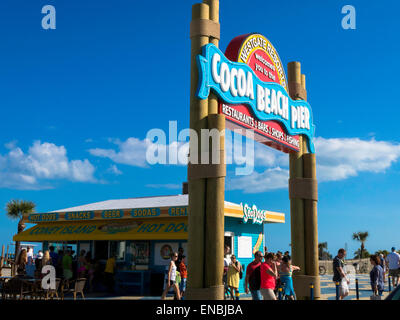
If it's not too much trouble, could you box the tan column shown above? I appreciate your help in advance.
[302,72,320,298]
[304,152,320,299]
[186,2,210,298]
[288,62,305,275]
[288,67,320,299]
[203,0,225,300]
[204,115,225,299]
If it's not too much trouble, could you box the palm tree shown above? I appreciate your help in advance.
[6,199,36,274]
[318,242,327,260]
[353,248,370,259]
[352,231,369,260]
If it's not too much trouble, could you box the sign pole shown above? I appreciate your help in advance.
[187,3,210,299]
[288,62,306,280]
[187,1,224,300]
[304,139,321,299]
[203,0,225,300]
[288,62,320,299]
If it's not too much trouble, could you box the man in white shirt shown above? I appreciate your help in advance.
[385,247,400,288]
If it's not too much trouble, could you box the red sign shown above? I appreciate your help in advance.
[220,33,300,153]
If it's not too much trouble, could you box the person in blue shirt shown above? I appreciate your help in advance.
[370,254,384,296]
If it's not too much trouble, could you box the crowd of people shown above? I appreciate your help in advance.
[14,246,100,292]
[332,246,400,300]
[14,244,400,300]
[160,245,300,301]
[238,247,298,300]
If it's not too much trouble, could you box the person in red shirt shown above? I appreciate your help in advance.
[260,252,278,300]
[179,255,187,299]
[245,251,263,300]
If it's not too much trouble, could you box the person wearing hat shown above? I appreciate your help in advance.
[385,247,400,288]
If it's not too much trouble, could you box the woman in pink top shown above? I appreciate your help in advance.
[260,252,278,300]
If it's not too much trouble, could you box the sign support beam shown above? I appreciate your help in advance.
[288,62,306,279]
[288,62,320,300]
[203,0,225,299]
[187,3,210,298]
[187,1,225,300]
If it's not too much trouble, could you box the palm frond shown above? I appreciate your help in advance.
[359,232,369,242]
[318,242,327,249]
[6,199,36,220]
[352,233,360,241]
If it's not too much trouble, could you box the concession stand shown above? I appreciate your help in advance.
[13,188,284,296]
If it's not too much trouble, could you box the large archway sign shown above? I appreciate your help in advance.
[187,0,320,301]
[197,33,315,153]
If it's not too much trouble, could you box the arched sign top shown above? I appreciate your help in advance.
[196,35,316,153]
[225,33,288,93]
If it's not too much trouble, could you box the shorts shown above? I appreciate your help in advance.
[166,279,176,286]
[63,269,73,280]
[179,278,187,292]
[260,288,276,300]
[389,269,400,277]
[250,289,262,300]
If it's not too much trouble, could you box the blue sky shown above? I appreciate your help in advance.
[0,0,399,258]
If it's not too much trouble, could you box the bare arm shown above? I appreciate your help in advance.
[167,262,173,283]
[266,268,277,278]
[337,267,347,280]
[232,262,241,272]
[266,263,278,278]
[244,274,249,291]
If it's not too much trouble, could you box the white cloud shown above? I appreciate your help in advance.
[89,137,189,167]
[107,165,122,175]
[0,141,97,189]
[314,137,400,181]
[4,140,18,150]
[89,138,151,167]
[227,137,400,193]
[228,167,289,193]
[88,135,400,194]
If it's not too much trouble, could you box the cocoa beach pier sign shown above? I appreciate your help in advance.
[197,34,315,153]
